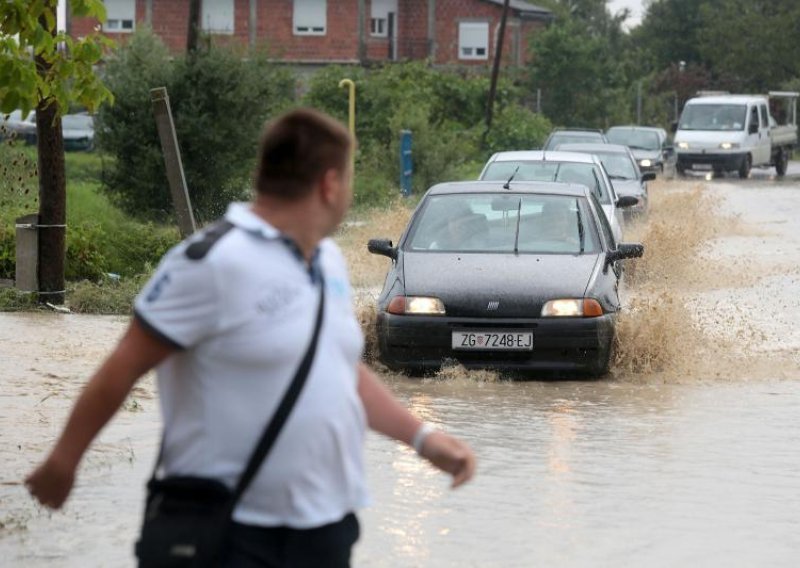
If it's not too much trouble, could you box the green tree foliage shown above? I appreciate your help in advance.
[97,31,295,222]
[303,62,547,202]
[528,17,631,128]
[697,0,800,91]
[0,0,113,114]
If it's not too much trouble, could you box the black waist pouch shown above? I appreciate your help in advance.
[135,476,233,568]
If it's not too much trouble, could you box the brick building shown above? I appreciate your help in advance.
[71,0,552,67]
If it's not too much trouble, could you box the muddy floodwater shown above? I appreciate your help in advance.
[2,170,800,567]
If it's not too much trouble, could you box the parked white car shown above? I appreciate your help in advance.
[478,151,637,243]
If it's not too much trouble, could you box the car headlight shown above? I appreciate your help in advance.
[541,299,603,317]
[639,159,652,167]
[387,296,446,315]
[719,142,740,150]
[677,142,689,150]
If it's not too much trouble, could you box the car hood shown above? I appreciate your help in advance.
[402,252,599,318]
[630,149,661,161]
[610,179,645,198]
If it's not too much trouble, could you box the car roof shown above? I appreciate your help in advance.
[426,180,592,199]
[607,125,665,134]
[556,143,630,154]
[488,150,600,164]
[686,95,766,105]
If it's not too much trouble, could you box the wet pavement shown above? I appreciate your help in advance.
[1,168,799,567]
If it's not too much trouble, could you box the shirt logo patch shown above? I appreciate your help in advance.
[146,273,171,303]
[257,286,302,315]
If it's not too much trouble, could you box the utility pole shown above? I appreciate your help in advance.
[485,0,511,133]
[187,0,201,54]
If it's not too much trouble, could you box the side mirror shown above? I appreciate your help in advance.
[663,145,674,155]
[641,172,657,182]
[607,243,644,265]
[615,195,640,209]
[367,238,397,260]
[748,121,758,134]
[670,121,678,133]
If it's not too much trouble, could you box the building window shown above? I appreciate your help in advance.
[371,0,397,38]
[202,0,234,35]
[458,22,489,60]
[294,0,327,36]
[103,0,135,33]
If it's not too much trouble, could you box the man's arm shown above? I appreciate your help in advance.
[25,319,176,509]
[357,363,476,488]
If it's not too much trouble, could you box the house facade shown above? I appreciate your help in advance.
[71,0,553,67]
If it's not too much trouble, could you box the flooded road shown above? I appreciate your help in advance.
[2,170,800,566]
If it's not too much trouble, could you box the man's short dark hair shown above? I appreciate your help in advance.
[254,108,353,200]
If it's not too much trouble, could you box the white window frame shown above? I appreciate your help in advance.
[370,0,396,38]
[458,21,489,61]
[103,0,135,33]
[294,0,327,36]
[201,0,235,35]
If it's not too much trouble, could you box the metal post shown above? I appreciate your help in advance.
[400,130,412,197]
[636,81,642,125]
[15,214,39,292]
[485,0,511,132]
[339,79,356,136]
[150,87,197,238]
[249,0,257,49]
[536,89,541,114]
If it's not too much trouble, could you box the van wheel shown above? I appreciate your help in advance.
[775,149,788,177]
[738,155,751,179]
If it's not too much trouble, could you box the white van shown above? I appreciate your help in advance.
[674,92,797,178]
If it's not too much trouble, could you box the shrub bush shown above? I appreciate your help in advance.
[484,103,552,154]
[97,32,295,223]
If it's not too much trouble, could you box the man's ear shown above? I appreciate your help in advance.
[319,168,340,205]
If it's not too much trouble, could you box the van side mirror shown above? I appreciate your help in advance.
[615,195,640,209]
[670,121,678,133]
[641,172,657,182]
[367,238,397,260]
[748,121,759,134]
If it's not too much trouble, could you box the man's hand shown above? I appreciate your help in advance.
[419,431,476,488]
[25,455,76,509]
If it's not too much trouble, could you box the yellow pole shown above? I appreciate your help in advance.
[338,79,356,136]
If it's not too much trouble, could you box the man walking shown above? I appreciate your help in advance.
[26,108,476,566]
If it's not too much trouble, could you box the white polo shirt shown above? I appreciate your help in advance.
[134,202,369,529]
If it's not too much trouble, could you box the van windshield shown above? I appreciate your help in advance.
[679,104,747,131]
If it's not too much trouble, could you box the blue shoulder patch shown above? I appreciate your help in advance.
[185,220,235,260]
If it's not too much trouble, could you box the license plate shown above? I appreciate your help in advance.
[692,163,712,171]
[452,331,533,351]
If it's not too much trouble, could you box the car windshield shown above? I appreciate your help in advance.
[406,193,600,255]
[678,104,747,131]
[593,152,637,179]
[481,161,610,204]
[606,129,660,150]
[544,132,603,150]
[62,115,93,129]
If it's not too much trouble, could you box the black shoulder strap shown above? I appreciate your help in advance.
[229,281,326,506]
[185,220,235,260]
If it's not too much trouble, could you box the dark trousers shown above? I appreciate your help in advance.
[223,513,359,568]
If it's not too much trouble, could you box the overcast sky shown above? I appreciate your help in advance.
[607,0,647,28]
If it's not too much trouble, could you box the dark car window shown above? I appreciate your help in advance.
[590,193,615,250]
[606,129,660,150]
[406,193,600,255]
[482,161,610,204]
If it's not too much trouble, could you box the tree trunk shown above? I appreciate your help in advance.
[35,102,66,305]
[35,4,66,305]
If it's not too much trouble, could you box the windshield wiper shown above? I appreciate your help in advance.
[608,175,631,180]
[503,166,520,190]
[513,198,522,254]
[576,200,585,254]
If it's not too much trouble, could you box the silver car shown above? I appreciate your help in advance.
[479,151,638,243]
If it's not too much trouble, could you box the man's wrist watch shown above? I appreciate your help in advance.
[412,422,435,455]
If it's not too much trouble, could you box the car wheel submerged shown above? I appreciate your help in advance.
[738,154,752,179]
[775,149,789,177]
